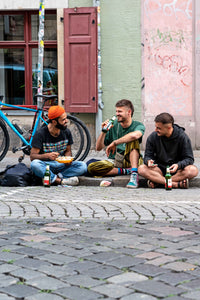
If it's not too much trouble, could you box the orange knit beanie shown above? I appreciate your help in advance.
[48,106,65,120]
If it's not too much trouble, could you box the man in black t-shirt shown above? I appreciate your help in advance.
[138,112,198,189]
[30,106,87,186]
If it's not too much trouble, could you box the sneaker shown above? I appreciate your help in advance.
[125,168,132,175]
[61,176,79,186]
[126,172,138,188]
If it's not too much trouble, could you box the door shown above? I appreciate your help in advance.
[64,7,98,113]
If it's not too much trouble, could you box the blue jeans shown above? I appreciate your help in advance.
[31,159,87,183]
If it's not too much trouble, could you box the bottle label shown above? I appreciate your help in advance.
[168,178,172,188]
[43,176,50,186]
[165,178,172,189]
[102,121,112,132]
[102,116,116,132]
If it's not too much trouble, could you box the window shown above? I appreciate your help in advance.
[0,11,57,105]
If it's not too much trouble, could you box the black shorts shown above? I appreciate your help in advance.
[158,165,178,176]
[158,165,166,176]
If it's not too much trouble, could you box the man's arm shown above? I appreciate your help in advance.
[106,131,143,157]
[96,119,110,151]
[96,131,107,151]
[64,145,72,157]
[143,134,156,165]
[113,130,143,146]
[177,135,194,169]
[30,147,59,161]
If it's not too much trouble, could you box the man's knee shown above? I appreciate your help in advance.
[138,164,147,176]
[129,148,139,157]
[73,161,87,173]
[186,165,199,179]
[30,159,40,170]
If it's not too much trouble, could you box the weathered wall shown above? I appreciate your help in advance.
[142,0,194,145]
[195,0,200,149]
[101,0,142,121]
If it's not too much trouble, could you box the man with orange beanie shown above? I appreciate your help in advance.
[30,106,87,186]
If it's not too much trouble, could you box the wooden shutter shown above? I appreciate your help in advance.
[64,7,98,113]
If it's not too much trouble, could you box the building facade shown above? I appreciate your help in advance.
[0,0,199,149]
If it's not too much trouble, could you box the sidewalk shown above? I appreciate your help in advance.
[1,150,200,188]
[1,155,200,299]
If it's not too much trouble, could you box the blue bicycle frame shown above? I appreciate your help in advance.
[0,101,48,150]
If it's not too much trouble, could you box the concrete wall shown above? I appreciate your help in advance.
[142,0,194,146]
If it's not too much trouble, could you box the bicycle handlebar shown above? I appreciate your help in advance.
[34,94,58,101]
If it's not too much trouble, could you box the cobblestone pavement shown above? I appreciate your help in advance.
[0,186,200,221]
[0,152,200,299]
[0,186,200,299]
[0,217,200,300]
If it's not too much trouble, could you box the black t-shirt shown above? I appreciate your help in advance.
[32,126,73,156]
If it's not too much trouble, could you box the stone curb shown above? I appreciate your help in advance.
[78,175,199,188]
[1,151,200,188]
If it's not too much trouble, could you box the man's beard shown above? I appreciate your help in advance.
[117,116,126,123]
[56,121,67,130]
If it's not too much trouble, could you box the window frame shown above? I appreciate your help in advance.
[0,10,57,106]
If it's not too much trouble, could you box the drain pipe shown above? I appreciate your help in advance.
[93,0,104,141]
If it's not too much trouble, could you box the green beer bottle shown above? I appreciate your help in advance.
[165,166,172,190]
[102,116,116,133]
[43,164,51,187]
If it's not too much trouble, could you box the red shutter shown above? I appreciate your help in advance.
[64,7,98,113]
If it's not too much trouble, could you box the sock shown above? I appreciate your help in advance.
[131,168,138,173]
[118,168,132,175]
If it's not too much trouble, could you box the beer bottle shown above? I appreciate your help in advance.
[102,116,116,133]
[165,166,172,190]
[43,164,51,187]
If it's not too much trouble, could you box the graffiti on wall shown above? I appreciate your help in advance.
[144,0,192,19]
[144,0,192,116]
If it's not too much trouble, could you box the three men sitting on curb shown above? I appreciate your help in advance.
[30,103,198,189]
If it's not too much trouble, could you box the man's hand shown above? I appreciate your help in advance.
[48,152,59,161]
[169,164,178,173]
[147,159,158,168]
[106,142,116,157]
[102,119,109,130]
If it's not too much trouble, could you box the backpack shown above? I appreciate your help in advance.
[0,163,34,187]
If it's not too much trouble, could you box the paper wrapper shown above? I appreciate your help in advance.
[100,180,111,187]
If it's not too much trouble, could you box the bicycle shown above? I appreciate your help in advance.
[0,94,91,162]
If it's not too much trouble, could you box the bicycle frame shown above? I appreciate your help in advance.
[0,101,48,150]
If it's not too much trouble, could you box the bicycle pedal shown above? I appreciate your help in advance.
[12,147,18,153]
[18,154,25,163]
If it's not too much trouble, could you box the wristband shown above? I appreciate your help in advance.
[102,129,107,133]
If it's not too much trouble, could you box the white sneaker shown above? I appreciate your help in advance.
[61,176,79,186]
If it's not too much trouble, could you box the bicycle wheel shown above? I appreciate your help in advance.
[67,115,91,161]
[0,118,10,161]
[66,115,84,160]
